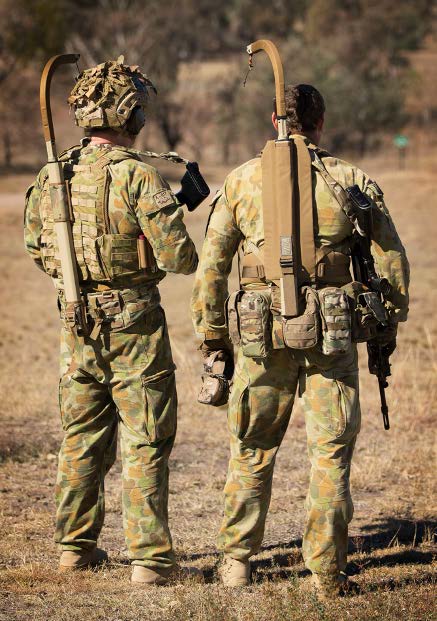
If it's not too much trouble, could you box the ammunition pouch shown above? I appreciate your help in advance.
[197,351,230,407]
[318,287,352,355]
[226,289,272,359]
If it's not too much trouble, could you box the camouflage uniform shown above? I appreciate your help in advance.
[25,141,198,571]
[191,135,409,580]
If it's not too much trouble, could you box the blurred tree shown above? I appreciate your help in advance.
[0,0,67,166]
[284,0,435,154]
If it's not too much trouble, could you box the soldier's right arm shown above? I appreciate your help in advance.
[191,185,242,340]
[23,170,46,272]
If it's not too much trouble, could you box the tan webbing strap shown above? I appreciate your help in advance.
[295,138,316,283]
[261,139,299,317]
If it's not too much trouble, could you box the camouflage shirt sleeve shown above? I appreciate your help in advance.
[23,168,47,272]
[133,165,198,275]
[363,178,410,323]
[191,183,242,339]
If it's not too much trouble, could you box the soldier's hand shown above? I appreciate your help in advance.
[199,337,234,380]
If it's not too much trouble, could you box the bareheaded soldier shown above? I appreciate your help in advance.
[24,58,198,584]
[191,84,409,596]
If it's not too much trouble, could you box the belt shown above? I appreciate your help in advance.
[58,283,160,338]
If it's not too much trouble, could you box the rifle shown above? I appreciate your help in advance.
[346,185,393,430]
[40,54,89,336]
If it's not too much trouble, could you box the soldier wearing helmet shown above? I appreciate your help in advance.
[24,57,198,585]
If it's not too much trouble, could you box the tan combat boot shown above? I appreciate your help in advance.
[59,547,108,572]
[131,565,171,585]
[219,556,250,587]
[310,571,356,601]
[131,565,203,586]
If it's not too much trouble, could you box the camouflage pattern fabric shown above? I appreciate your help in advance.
[25,141,198,292]
[218,344,360,577]
[24,142,198,569]
[191,135,409,339]
[191,134,409,580]
[56,306,176,569]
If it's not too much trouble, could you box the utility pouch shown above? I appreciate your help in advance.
[283,286,320,349]
[239,290,272,359]
[318,287,352,355]
[225,290,244,346]
[342,281,379,342]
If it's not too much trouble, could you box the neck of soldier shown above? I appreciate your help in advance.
[291,129,321,145]
[89,130,136,148]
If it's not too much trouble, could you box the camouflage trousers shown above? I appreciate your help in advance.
[55,306,177,571]
[218,345,361,578]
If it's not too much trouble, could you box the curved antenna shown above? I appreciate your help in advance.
[246,40,287,140]
[40,54,80,153]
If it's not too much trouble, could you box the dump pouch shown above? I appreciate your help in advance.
[318,287,352,355]
[197,351,230,407]
[239,290,272,359]
[282,286,320,349]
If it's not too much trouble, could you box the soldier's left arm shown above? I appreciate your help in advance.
[363,178,410,323]
[134,167,198,275]
[24,171,45,271]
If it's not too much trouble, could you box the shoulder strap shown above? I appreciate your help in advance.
[310,150,363,234]
[128,148,188,165]
[295,137,316,284]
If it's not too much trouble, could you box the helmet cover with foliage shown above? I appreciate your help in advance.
[68,55,156,135]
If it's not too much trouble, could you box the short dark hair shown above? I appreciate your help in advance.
[275,84,325,134]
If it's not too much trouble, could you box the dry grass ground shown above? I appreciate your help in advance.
[0,150,435,621]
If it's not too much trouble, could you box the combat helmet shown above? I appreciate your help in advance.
[68,55,156,136]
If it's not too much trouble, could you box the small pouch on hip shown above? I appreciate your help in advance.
[283,286,320,349]
[318,286,352,355]
[239,290,272,359]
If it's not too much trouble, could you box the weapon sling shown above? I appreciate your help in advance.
[40,54,89,336]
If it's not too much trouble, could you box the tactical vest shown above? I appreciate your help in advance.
[39,144,154,289]
[239,139,353,300]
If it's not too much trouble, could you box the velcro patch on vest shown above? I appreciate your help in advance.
[153,189,175,209]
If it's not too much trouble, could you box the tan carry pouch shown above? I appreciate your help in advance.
[282,286,320,349]
[318,287,352,355]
